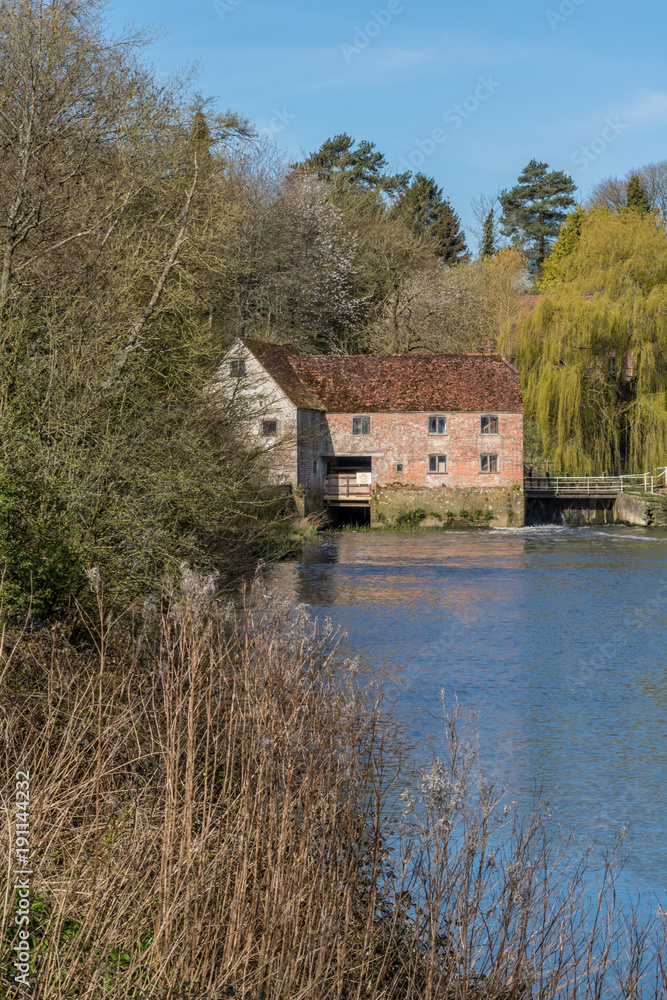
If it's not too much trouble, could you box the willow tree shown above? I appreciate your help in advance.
[515,208,667,474]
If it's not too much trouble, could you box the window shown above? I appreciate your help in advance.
[230,359,246,377]
[428,455,447,474]
[261,418,278,436]
[481,414,499,435]
[396,463,404,474]
[428,415,447,435]
[313,459,318,474]
[352,416,371,435]
[480,454,498,473]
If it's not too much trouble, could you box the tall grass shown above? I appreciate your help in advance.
[1,571,666,998]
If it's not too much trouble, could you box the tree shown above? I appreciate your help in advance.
[295,133,410,197]
[0,0,289,615]
[588,161,667,219]
[499,160,576,274]
[626,173,650,212]
[540,205,586,288]
[514,208,667,474]
[481,210,496,257]
[391,174,468,262]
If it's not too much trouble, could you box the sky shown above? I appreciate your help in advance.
[109,0,667,244]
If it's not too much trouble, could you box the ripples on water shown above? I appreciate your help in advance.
[267,525,667,905]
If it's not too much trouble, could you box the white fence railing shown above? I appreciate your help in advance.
[525,468,667,496]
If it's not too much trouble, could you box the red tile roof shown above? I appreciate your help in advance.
[240,338,522,413]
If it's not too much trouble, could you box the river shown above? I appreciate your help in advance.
[268,525,667,907]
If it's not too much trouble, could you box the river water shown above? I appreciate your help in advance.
[268,525,667,907]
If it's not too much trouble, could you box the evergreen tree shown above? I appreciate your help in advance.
[540,205,586,288]
[499,159,576,274]
[297,133,410,196]
[481,208,496,257]
[391,173,468,262]
[626,173,650,212]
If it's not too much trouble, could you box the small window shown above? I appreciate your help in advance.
[396,463,404,474]
[481,414,499,435]
[352,416,371,435]
[428,455,447,474]
[428,415,447,435]
[313,459,317,474]
[230,359,246,377]
[480,454,498,473]
[261,418,278,436]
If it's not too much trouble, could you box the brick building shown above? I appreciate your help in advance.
[216,338,524,526]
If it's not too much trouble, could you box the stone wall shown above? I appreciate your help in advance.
[371,484,525,528]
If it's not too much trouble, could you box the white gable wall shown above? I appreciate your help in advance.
[213,340,298,486]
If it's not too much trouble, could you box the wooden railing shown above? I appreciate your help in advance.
[324,474,372,505]
[525,468,667,497]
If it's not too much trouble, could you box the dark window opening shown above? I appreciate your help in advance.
[328,456,372,474]
[352,416,371,435]
[428,455,447,474]
[428,415,447,435]
[261,418,278,436]
[396,463,404,474]
[480,454,498,473]
[481,414,499,435]
[313,459,318,473]
[230,359,246,377]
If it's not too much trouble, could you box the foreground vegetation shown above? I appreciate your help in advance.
[1,573,666,999]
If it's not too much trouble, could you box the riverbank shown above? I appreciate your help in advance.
[2,566,666,997]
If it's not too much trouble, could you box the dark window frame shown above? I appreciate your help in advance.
[480,414,499,435]
[428,454,448,474]
[261,418,278,437]
[396,463,404,474]
[352,415,371,436]
[428,415,448,435]
[230,359,246,377]
[480,454,498,473]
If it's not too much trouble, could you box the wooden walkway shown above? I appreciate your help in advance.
[524,468,667,498]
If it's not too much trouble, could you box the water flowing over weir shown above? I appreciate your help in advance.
[267,526,667,909]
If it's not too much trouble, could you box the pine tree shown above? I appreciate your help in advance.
[391,174,468,262]
[499,159,576,274]
[481,209,496,257]
[296,133,410,196]
[626,173,650,212]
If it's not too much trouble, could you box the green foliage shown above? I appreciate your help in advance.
[395,507,427,526]
[500,159,576,274]
[540,205,586,288]
[391,174,468,262]
[626,173,650,212]
[0,461,81,618]
[516,207,667,473]
[481,208,496,257]
[296,133,410,196]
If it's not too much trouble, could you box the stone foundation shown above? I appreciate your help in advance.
[370,485,525,528]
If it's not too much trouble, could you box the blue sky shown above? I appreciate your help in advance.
[109,0,667,244]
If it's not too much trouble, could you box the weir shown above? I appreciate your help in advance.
[524,468,667,526]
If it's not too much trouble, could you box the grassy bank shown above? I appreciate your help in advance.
[1,572,666,998]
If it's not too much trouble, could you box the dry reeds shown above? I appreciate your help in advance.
[1,573,666,998]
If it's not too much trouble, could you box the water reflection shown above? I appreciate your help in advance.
[267,526,667,903]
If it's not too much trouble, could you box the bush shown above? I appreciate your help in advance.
[1,575,665,998]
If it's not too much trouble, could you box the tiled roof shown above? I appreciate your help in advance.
[240,338,522,413]
[239,338,325,410]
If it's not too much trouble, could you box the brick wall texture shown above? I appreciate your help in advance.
[320,411,524,489]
